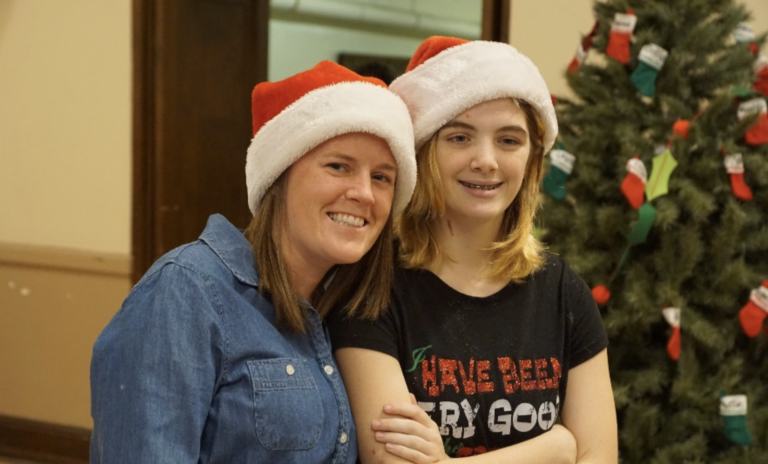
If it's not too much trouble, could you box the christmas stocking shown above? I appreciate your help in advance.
[621,156,647,209]
[739,280,768,338]
[662,307,681,361]
[567,44,587,75]
[738,98,768,145]
[542,149,576,201]
[631,44,668,97]
[723,153,753,201]
[754,54,768,97]
[719,393,753,446]
[606,9,636,64]
[568,19,599,74]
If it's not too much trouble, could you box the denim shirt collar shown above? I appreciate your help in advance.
[199,214,259,287]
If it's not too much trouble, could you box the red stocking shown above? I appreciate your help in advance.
[620,156,647,209]
[738,98,768,145]
[739,280,768,338]
[662,307,681,360]
[606,9,636,64]
[723,153,753,201]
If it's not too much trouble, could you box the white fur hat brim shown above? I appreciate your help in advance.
[389,41,558,152]
[245,81,416,216]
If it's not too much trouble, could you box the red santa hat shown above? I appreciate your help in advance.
[389,36,558,152]
[246,61,416,216]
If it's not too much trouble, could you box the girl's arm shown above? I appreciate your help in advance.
[335,347,578,464]
[559,349,618,464]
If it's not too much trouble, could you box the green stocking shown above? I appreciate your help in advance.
[542,149,575,201]
[630,44,668,97]
[720,393,753,446]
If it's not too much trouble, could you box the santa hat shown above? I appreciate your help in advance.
[390,36,558,152]
[246,61,416,216]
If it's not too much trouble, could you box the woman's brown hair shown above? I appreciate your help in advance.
[396,98,547,282]
[244,172,394,333]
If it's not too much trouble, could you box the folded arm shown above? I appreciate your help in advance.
[560,348,618,464]
[335,347,578,464]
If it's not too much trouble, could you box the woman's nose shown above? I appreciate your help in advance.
[345,175,375,204]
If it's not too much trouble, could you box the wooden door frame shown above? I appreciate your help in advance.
[131,0,155,284]
[482,0,511,43]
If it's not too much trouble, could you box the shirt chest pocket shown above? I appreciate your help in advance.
[246,358,324,450]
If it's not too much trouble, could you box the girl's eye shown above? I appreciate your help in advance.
[448,134,469,143]
[500,137,521,146]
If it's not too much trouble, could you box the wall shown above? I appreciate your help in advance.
[0,245,130,429]
[0,0,131,255]
[0,0,132,429]
[269,19,425,82]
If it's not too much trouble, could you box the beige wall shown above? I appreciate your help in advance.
[0,0,131,255]
[510,0,768,99]
[0,246,131,429]
[0,0,132,429]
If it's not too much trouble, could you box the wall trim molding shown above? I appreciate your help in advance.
[0,415,90,464]
[0,242,131,277]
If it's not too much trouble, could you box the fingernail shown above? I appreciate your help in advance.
[372,420,380,428]
[376,432,384,440]
[383,404,393,412]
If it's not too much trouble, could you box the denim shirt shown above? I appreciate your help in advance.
[90,214,357,464]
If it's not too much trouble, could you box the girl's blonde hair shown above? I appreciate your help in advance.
[396,99,546,282]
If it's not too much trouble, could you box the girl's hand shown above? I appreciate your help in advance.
[371,397,450,463]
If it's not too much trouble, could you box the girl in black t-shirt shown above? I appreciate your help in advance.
[329,36,618,464]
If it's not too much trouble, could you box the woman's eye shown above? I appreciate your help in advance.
[373,173,393,184]
[327,162,345,171]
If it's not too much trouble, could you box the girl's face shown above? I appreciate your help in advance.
[435,98,531,226]
[281,132,397,278]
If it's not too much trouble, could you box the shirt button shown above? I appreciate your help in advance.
[285,364,295,375]
[324,365,334,375]
[340,432,348,444]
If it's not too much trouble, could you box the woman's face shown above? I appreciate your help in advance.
[435,98,531,225]
[281,132,397,278]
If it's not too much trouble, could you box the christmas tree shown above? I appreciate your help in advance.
[539,0,768,462]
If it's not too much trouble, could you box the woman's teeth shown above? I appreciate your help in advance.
[329,213,365,227]
[460,181,501,190]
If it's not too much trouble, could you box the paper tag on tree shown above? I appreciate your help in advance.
[612,12,637,33]
[752,282,768,312]
[638,44,668,70]
[550,149,576,174]
[724,153,745,174]
[662,307,680,328]
[626,157,648,183]
[734,23,756,43]
[720,395,748,416]
[737,98,767,119]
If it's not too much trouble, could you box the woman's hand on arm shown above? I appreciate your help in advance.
[560,348,618,464]
[335,347,448,464]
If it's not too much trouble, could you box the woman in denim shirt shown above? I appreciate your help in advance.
[90,61,416,464]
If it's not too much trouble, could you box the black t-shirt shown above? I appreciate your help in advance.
[327,254,608,457]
